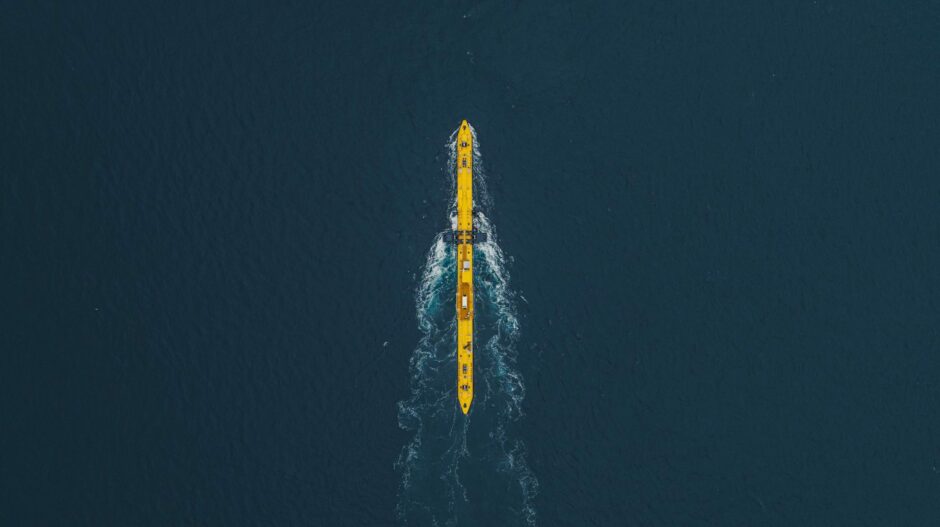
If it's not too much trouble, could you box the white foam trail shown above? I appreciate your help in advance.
[395,233,465,524]
[397,124,538,526]
[473,211,539,524]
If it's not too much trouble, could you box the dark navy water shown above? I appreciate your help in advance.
[3,1,939,525]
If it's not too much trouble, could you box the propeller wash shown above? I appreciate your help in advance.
[395,121,538,526]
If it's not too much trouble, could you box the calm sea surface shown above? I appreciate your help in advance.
[2,1,939,525]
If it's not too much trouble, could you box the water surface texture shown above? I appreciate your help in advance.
[3,1,939,526]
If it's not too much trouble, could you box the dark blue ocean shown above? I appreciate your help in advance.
[3,1,939,525]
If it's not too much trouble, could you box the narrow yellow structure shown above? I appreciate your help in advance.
[455,120,474,414]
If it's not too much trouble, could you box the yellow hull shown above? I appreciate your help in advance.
[455,121,474,414]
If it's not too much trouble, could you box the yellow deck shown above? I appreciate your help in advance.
[456,120,474,414]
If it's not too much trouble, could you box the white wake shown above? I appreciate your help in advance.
[396,125,537,526]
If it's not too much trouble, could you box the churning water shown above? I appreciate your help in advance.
[396,126,537,526]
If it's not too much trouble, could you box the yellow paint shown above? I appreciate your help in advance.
[456,120,474,414]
